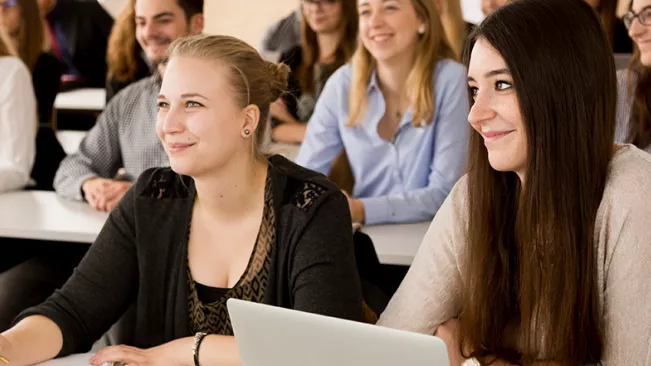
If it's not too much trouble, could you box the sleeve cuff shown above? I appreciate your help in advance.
[359,196,393,226]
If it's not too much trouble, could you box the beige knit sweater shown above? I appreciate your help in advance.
[378,145,651,364]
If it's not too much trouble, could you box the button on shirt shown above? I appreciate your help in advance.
[296,60,469,225]
[54,74,168,200]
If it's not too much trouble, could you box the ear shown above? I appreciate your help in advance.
[240,104,261,139]
[189,14,205,34]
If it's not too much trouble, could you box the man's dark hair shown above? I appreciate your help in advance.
[177,0,203,20]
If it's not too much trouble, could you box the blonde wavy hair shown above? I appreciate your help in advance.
[439,0,466,59]
[106,0,139,82]
[347,0,456,127]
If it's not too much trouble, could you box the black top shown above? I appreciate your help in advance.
[106,52,151,103]
[32,52,63,124]
[47,0,114,88]
[188,170,277,336]
[17,155,363,357]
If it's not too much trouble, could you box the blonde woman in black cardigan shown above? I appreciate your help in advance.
[0,34,362,366]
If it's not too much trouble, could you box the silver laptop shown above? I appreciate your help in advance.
[227,298,449,366]
[614,53,632,70]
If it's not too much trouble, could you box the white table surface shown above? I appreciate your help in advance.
[0,191,108,243]
[363,221,430,266]
[0,190,426,265]
[54,88,106,111]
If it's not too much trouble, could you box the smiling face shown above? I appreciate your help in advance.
[303,0,344,35]
[467,38,527,179]
[135,0,201,65]
[157,56,252,178]
[357,0,424,65]
[628,0,651,66]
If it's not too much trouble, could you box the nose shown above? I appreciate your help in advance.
[142,22,157,40]
[368,9,384,29]
[629,16,645,40]
[159,105,185,135]
[468,90,497,127]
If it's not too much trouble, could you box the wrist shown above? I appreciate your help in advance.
[352,199,366,223]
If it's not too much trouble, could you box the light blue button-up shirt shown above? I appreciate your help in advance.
[296,60,469,225]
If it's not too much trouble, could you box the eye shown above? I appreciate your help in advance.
[157,101,170,109]
[359,8,370,16]
[185,101,203,108]
[495,81,512,91]
[468,86,478,100]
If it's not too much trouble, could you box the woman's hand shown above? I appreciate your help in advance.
[89,341,189,366]
[341,190,365,224]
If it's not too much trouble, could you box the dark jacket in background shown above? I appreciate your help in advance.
[17,155,363,356]
[47,0,114,88]
[31,52,65,191]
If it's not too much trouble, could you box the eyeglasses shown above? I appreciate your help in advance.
[623,6,651,29]
[0,0,18,9]
[301,0,337,6]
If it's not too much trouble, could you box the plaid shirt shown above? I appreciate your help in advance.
[54,74,169,200]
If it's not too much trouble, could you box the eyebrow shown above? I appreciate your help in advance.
[156,93,210,100]
[136,11,175,21]
[467,68,511,82]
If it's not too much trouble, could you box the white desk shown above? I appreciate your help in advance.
[0,191,108,243]
[54,88,106,112]
[363,222,430,266]
[0,190,427,265]
[56,130,87,155]
[269,142,300,162]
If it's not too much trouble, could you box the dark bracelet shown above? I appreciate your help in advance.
[192,332,208,366]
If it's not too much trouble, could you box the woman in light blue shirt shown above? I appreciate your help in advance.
[296,0,469,225]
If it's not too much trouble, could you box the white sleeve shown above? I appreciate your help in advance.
[0,57,36,193]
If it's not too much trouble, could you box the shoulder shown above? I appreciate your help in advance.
[133,167,193,200]
[599,146,651,228]
[108,74,159,106]
[327,63,353,89]
[433,58,466,86]
[0,57,31,95]
[269,155,344,213]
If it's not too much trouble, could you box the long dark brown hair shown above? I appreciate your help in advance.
[459,0,616,364]
[625,0,651,149]
[298,0,358,94]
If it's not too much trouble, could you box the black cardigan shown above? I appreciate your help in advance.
[17,155,363,356]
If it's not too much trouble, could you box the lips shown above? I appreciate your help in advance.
[369,33,393,43]
[481,130,514,143]
[167,142,195,152]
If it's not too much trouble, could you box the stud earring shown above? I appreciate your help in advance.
[418,25,426,34]
[244,129,251,135]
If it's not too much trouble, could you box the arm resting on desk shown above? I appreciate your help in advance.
[53,91,127,200]
[1,316,63,366]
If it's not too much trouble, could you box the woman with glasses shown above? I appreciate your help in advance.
[379,0,651,364]
[586,0,633,53]
[617,0,651,152]
[271,0,358,144]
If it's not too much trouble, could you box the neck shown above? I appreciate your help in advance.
[193,155,268,221]
[317,31,341,63]
[376,49,415,101]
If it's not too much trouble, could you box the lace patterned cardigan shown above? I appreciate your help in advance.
[16,155,363,357]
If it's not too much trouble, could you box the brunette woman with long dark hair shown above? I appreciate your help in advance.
[378,0,651,364]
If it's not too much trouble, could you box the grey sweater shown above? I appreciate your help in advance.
[379,145,651,364]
